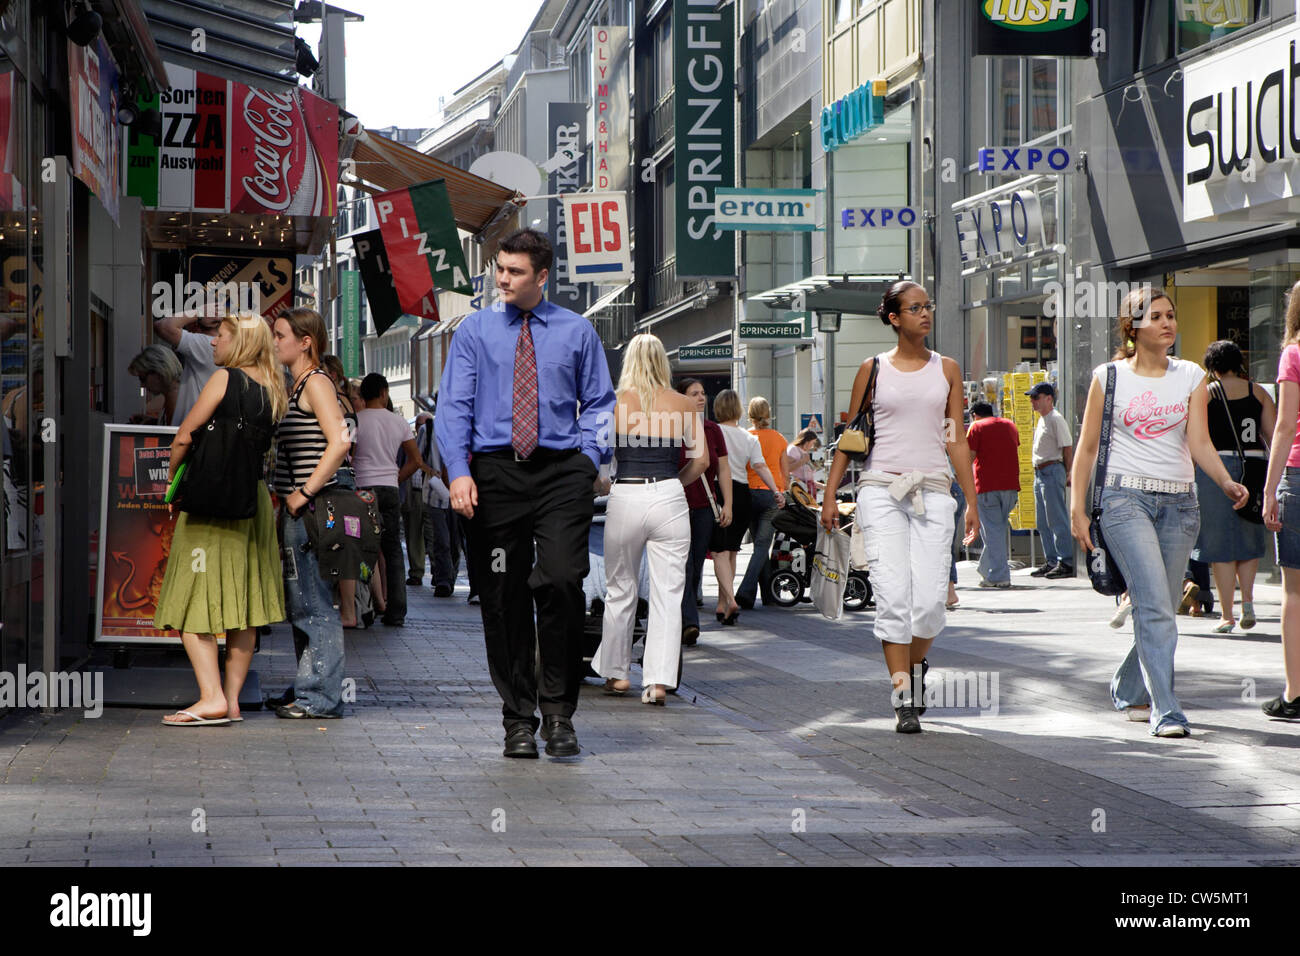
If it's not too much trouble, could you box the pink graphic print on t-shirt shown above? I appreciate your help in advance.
[1121,390,1187,439]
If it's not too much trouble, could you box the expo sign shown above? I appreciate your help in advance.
[952,189,1047,267]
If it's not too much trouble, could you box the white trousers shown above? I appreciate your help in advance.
[592,479,690,688]
[856,483,956,645]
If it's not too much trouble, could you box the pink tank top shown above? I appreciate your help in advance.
[864,351,950,474]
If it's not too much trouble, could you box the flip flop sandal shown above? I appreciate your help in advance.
[162,710,231,727]
[228,716,244,722]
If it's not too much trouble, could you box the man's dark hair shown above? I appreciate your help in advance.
[360,372,389,401]
[970,401,995,418]
[498,228,553,276]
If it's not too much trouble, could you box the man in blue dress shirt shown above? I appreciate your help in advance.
[435,229,615,759]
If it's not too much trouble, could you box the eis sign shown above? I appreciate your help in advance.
[1182,25,1300,221]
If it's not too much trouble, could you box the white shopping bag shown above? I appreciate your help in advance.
[810,525,851,621]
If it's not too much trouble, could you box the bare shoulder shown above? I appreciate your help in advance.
[940,354,962,378]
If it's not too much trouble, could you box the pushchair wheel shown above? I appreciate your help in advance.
[769,570,804,607]
[843,571,872,611]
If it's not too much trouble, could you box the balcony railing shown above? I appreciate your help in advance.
[648,91,675,152]
[649,256,709,312]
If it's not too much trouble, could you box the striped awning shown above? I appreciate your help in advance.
[347,129,520,235]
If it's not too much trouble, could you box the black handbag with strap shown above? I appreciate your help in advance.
[177,369,273,520]
[1088,363,1128,597]
[1210,378,1267,525]
[836,356,880,462]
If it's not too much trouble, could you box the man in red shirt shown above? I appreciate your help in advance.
[966,402,1021,588]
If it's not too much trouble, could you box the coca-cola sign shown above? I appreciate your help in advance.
[127,63,337,218]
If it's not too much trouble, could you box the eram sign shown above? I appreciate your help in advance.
[562,191,632,282]
[715,188,818,232]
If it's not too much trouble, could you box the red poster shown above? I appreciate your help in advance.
[228,82,338,217]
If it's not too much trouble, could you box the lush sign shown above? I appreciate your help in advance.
[974,0,1092,56]
[674,0,736,279]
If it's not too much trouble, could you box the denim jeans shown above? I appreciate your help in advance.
[365,485,406,623]
[1099,486,1199,734]
[681,505,715,628]
[422,502,459,589]
[950,480,965,584]
[281,512,346,716]
[737,488,777,604]
[1034,462,1072,565]
[976,489,1017,584]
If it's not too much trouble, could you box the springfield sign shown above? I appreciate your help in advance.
[1182,24,1300,222]
[715,188,818,232]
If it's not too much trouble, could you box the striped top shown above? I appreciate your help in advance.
[274,368,340,495]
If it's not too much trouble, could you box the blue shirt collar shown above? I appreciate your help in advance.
[504,299,550,325]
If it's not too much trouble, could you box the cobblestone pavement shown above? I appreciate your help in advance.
[3,554,1300,866]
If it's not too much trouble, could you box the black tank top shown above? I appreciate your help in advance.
[1207,380,1266,453]
[614,435,682,480]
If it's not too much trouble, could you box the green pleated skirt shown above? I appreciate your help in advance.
[154,484,286,635]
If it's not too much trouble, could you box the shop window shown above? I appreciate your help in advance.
[1141,0,1268,66]
[991,58,1021,148]
[835,0,855,24]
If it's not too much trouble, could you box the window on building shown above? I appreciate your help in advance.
[991,58,1021,148]
[835,0,854,24]
[654,14,672,100]
[657,161,675,263]
[1141,0,1268,67]
[1027,59,1057,141]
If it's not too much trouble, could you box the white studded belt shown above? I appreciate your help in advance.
[1104,473,1192,495]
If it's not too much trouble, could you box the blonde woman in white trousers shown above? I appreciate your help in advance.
[592,334,709,705]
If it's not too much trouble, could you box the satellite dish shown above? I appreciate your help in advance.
[469,151,542,196]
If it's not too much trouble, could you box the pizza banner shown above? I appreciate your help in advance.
[374,179,473,315]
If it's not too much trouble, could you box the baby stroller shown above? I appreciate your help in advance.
[767,483,872,611]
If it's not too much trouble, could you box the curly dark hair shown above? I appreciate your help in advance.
[1203,340,1246,377]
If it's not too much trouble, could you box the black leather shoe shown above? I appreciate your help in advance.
[433,584,452,597]
[1029,563,1054,577]
[539,716,580,756]
[682,625,700,647]
[265,688,295,708]
[503,726,538,759]
[1044,562,1074,579]
[1262,693,1300,719]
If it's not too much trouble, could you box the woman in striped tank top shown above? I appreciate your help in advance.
[821,281,979,735]
[269,307,352,719]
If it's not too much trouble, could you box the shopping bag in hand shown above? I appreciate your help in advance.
[811,524,851,621]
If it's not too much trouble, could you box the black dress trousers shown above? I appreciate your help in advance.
[471,449,596,731]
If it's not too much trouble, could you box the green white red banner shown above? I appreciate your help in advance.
[374,179,473,314]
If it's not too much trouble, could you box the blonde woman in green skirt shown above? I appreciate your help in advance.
[155,314,288,725]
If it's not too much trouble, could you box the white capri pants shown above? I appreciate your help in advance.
[856,483,956,645]
[592,479,690,689]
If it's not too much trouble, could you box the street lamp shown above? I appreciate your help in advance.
[816,310,842,333]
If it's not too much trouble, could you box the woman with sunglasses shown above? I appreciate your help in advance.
[821,281,979,734]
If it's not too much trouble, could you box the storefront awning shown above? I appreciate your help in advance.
[748,275,905,313]
[346,128,521,236]
[583,281,633,318]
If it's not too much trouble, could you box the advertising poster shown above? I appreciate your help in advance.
[68,36,121,223]
[95,425,182,644]
[188,252,295,320]
[562,191,632,282]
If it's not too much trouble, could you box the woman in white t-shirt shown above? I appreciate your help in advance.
[1070,287,1248,738]
[710,389,782,625]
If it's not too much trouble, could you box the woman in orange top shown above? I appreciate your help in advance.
[736,396,788,608]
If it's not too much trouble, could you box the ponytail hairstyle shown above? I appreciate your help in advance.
[747,396,772,430]
[1114,286,1173,360]
[1285,279,1300,347]
[219,313,289,421]
[877,280,923,329]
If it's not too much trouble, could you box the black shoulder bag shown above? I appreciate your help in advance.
[836,357,880,462]
[1211,379,1267,525]
[177,369,272,520]
[1088,364,1127,596]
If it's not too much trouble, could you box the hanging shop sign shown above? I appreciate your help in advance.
[952,189,1047,269]
[715,188,818,231]
[375,178,473,318]
[973,0,1093,57]
[94,425,181,645]
[840,206,919,228]
[353,228,413,338]
[590,26,630,193]
[977,145,1073,174]
[1178,0,1251,34]
[562,191,632,282]
[679,345,734,361]
[739,321,807,341]
[820,82,884,153]
[547,102,590,312]
[340,269,360,377]
[187,252,294,321]
[1182,23,1300,222]
[674,0,736,279]
[127,63,338,217]
[68,36,122,223]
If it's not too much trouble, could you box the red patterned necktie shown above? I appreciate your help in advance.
[511,312,539,458]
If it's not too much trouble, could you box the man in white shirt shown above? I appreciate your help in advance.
[417,414,459,596]
[1027,382,1075,579]
[153,306,220,425]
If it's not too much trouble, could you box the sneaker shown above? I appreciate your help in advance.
[1177,581,1200,614]
[1262,693,1300,719]
[1029,562,1054,577]
[894,700,922,734]
[1044,562,1074,579]
[979,578,1011,589]
[1153,722,1189,738]
[913,659,930,717]
[1109,599,1133,629]
[1124,705,1151,722]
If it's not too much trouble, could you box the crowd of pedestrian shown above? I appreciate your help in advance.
[135,232,1300,751]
